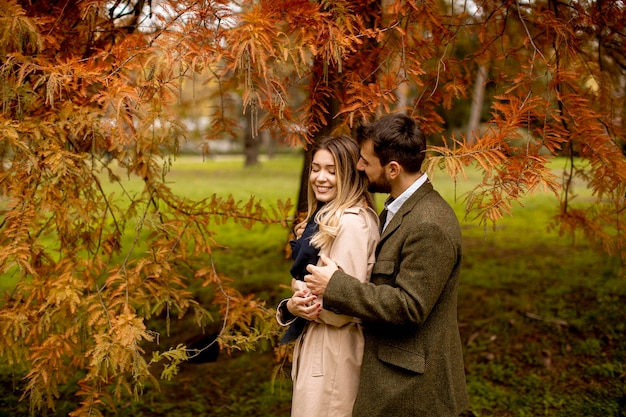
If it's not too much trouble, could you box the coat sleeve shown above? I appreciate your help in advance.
[324,219,460,328]
[316,209,377,327]
[275,298,297,326]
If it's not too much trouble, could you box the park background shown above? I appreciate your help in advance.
[0,1,625,416]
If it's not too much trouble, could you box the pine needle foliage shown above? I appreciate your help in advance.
[0,0,625,414]
[0,1,288,415]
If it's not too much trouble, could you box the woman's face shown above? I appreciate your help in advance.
[310,149,338,203]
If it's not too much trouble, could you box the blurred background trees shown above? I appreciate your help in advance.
[0,0,624,414]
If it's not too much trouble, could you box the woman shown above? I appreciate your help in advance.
[276,135,380,417]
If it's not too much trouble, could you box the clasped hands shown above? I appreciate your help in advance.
[286,289,321,320]
[287,254,339,320]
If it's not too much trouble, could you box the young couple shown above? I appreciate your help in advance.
[276,113,469,417]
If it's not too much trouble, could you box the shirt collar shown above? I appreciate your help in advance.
[383,173,428,229]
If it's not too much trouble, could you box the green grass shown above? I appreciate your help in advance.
[138,153,304,203]
[159,155,303,300]
[1,154,625,416]
[100,154,302,297]
[111,155,626,416]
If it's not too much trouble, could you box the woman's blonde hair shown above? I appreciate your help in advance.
[299,135,373,250]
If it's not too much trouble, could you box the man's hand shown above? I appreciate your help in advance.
[305,254,338,297]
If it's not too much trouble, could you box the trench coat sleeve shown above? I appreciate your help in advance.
[275,298,298,326]
[276,278,301,326]
[316,207,379,328]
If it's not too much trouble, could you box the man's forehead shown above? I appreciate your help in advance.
[360,140,376,157]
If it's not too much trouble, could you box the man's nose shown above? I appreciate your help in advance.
[357,158,365,171]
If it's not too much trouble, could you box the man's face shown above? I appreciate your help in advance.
[357,139,391,194]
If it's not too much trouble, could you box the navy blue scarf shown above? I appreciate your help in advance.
[280,213,320,344]
[289,216,320,281]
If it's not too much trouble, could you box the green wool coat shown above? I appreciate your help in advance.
[323,181,469,417]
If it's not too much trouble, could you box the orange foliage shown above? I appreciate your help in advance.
[0,0,625,414]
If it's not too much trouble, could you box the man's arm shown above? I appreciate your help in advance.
[309,222,459,327]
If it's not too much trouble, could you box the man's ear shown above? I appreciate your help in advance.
[386,161,401,179]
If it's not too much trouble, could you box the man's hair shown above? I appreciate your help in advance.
[356,113,426,173]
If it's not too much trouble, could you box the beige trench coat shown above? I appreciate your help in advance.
[277,205,380,417]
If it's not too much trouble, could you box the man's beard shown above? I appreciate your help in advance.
[366,174,391,194]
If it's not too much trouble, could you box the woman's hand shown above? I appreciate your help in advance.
[286,289,322,321]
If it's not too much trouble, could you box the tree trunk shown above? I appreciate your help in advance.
[466,64,488,144]
[262,129,275,159]
[244,108,259,166]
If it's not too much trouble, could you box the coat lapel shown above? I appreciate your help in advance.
[378,181,433,243]
[378,209,388,233]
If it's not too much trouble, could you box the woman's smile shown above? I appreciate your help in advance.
[310,149,338,202]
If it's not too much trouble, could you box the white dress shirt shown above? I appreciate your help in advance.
[382,173,429,232]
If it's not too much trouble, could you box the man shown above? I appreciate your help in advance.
[305,113,469,416]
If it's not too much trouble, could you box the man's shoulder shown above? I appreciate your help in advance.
[410,186,454,212]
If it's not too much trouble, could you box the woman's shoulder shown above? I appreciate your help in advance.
[340,204,379,229]
[344,200,379,216]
